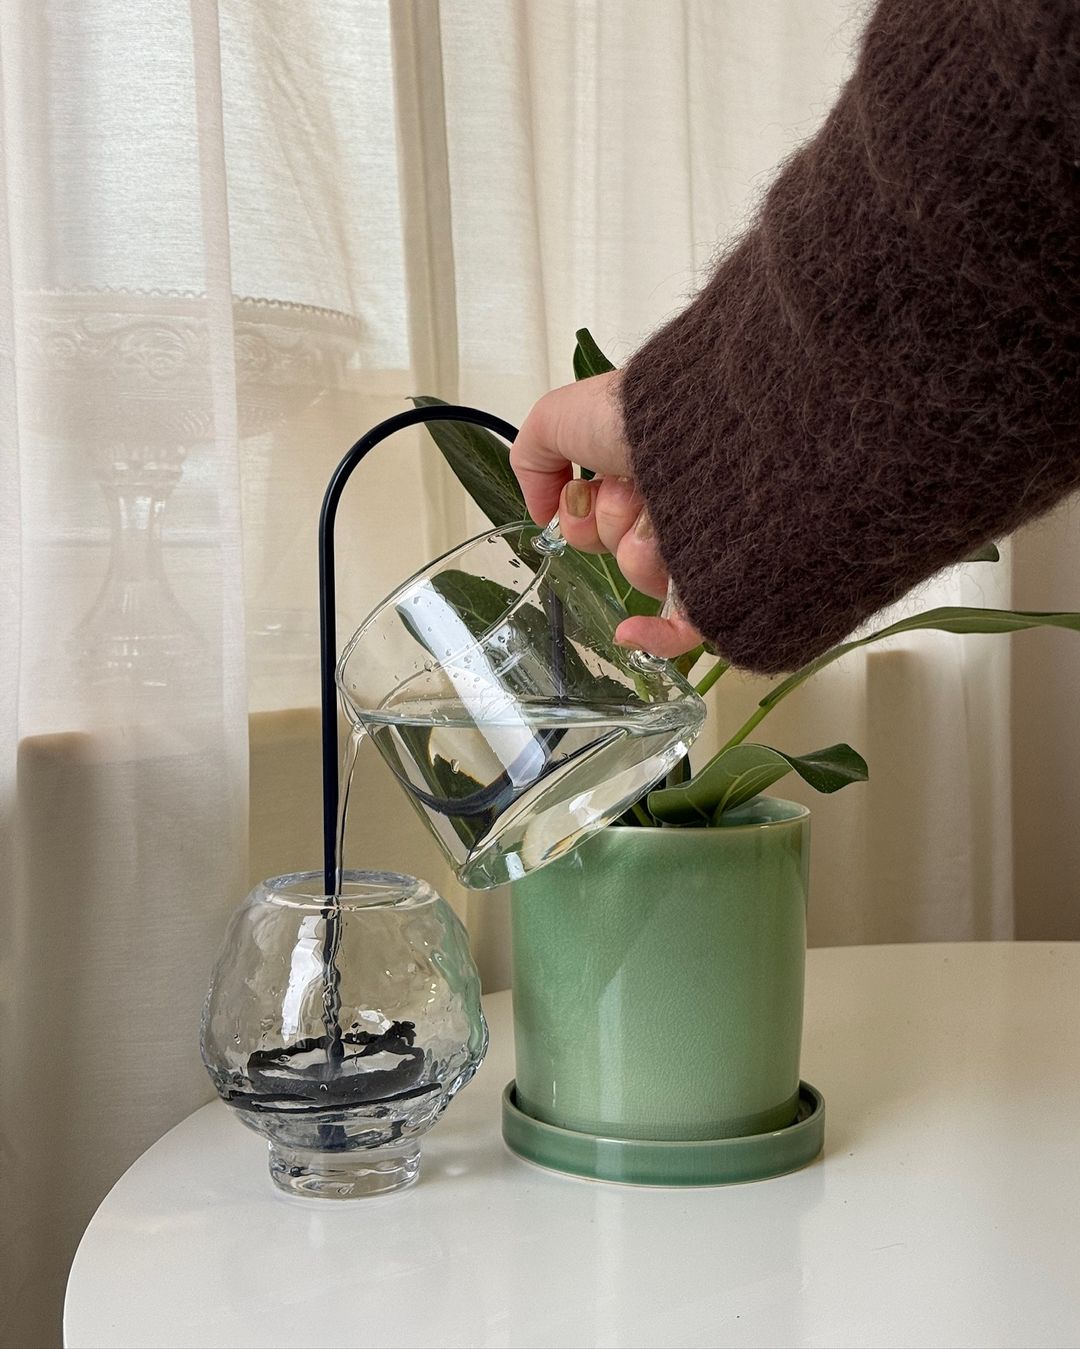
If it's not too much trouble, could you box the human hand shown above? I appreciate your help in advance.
[509,371,701,657]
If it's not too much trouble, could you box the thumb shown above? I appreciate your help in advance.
[615,612,703,659]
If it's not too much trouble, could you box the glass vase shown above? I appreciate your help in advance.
[200,869,487,1198]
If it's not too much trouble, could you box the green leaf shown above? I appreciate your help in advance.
[400,569,514,646]
[761,607,1080,712]
[964,542,1000,563]
[572,328,616,380]
[648,745,787,823]
[558,547,662,620]
[410,395,526,529]
[397,569,629,706]
[779,743,869,794]
[648,741,867,824]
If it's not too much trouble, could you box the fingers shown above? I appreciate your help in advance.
[560,475,643,554]
[614,509,670,599]
[509,376,696,662]
[512,391,573,525]
[559,481,700,657]
[510,373,629,524]
[559,481,671,600]
[615,611,702,659]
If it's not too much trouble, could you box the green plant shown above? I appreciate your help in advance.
[415,330,1080,826]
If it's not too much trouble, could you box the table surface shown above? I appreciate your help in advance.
[65,943,1080,1349]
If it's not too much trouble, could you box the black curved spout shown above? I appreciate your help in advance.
[318,405,519,895]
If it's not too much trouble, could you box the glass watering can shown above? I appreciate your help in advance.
[321,405,705,890]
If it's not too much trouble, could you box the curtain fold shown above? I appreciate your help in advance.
[1,5,254,1345]
[1,3,1075,1346]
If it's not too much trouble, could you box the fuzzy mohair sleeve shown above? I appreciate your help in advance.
[619,0,1080,675]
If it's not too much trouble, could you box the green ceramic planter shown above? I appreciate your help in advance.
[506,798,822,1184]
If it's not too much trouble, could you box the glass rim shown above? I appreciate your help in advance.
[256,869,439,911]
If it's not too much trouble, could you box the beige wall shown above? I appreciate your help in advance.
[1012,510,1080,941]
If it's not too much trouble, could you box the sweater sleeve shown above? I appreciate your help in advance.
[619,0,1080,675]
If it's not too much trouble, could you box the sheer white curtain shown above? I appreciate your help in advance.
[2,2,1076,1345]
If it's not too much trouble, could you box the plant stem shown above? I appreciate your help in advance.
[718,651,828,751]
[629,800,654,827]
[718,701,773,753]
[596,553,627,606]
[694,659,729,698]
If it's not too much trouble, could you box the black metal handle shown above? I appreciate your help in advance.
[318,404,519,894]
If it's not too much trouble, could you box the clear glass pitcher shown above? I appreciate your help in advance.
[338,519,705,888]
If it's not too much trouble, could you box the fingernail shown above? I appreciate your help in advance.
[566,480,591,518]
[634,509,654,540]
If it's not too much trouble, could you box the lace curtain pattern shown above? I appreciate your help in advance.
[1,2,1077,1344]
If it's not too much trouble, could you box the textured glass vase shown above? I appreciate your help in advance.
[201,870,487,1198]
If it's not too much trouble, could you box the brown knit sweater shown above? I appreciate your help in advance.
[620,0,1080,675]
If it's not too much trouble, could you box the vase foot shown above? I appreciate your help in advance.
[268,1138,421,1199]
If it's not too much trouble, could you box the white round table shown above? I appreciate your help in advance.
[65,943,1080,1349]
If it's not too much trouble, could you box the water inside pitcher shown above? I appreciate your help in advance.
[337,520,705,888]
